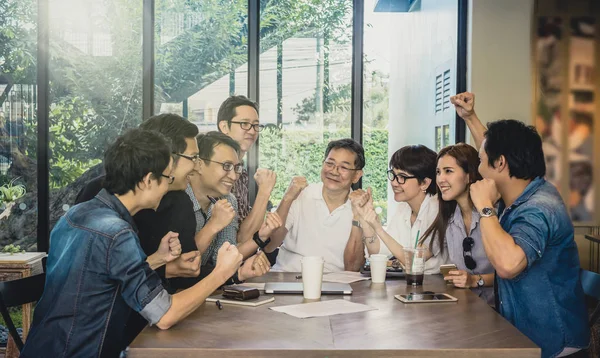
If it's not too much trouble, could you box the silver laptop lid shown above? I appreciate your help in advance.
[264,282,352,295]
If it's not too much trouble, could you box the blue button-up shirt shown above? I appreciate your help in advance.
[21,189,171,358]
[497,177,589,358]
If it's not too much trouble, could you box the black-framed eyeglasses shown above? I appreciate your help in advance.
[199,157,243,174]
[160,174,175,184]
[173,152,200,163]
[230,121,265,132]
[323,160,361,175]
[387,170,417,184]
[462,236,477,270]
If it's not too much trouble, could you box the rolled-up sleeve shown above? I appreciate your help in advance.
[507,208,548,272]
[108,231,172,325]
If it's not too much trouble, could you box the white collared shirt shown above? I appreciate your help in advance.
[273,182,353,273]
[380,194,448,274]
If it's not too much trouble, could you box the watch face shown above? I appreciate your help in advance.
[477,278,485,287]
[482,207,494,216]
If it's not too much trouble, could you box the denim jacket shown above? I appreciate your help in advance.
[497,177,589,358]
[21,189,171,358]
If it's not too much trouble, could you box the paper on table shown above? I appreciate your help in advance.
[270,299,376,319]
[322,271,371,284]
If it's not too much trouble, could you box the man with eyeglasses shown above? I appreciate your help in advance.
[453,92,589,358]
[264,138,367,272]
[22,129,245,357]
[186,131,282,268]
[217,95,278,246]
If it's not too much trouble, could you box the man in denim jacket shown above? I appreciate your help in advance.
[453,92,589,358]
[21,129,249,358]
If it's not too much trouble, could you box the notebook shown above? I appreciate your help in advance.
[205,294,275,307]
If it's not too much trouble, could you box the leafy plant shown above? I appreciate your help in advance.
[1,244,25,255]
[0,177,26,203]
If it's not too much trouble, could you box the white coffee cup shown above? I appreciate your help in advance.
[301,256,324,299]
[369,254,387,284]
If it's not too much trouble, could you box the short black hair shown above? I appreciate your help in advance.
[484,119,546,180]
[389,145,437,195]
[324,138,365,170]
[104,129,171,195]
[139,113,199,156]
[197,131,241,162]
[217,95,259,132]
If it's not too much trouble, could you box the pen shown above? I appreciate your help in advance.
[215,300,223,310]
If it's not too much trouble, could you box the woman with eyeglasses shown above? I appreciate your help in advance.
[358,145,448,274]
[422,143,495,306]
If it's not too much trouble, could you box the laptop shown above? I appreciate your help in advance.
[264,282,353,295]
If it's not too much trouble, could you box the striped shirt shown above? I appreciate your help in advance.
[232,165,250,226]
[185,185,239,266]
[446,205,495,306]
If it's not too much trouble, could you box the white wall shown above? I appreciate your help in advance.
[468,0,534,132]
[387,0,458,215]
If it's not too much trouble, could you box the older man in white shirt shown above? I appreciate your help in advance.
[265,139,366,272]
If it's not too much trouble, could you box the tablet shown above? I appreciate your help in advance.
[395,292,458,303]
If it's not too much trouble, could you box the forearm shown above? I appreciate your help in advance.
[344,226,365,271]
[194,223,220,254]
[237,189,271,244]
[374,226,406,264]
[237,239,259,259]
[146,254,166,270]
[479,216,527,279]
[156,270,228,329]
[361,220,380,254]
[265,196,293,252]
[464,114,487,149]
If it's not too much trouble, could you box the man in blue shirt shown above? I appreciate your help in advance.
[452,92,590,358]
[22,129,252,358]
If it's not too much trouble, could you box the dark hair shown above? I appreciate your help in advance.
[197,131,241,162]
[104,129,171,195]
[422,143,481,254]
[217,95,259,132]
[389,145,437,195]
[324,138,365,170]
[139,113,199,159]
[484,119,546,179]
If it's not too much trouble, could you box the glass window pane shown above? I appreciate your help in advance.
[259,0,353,206]
[362,0,459,224]
[155,0,248,131]
[48,0,143,227]
[0,0,38,251]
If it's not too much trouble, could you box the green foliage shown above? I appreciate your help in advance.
[0,177,26,203]
[0,307,23,329]
[259,127,389,208]
[1,244,25,254]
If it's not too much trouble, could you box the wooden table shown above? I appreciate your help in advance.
[129,272,540,357]
[0,252,45,358]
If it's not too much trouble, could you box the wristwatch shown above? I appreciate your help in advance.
[480,207,497,218]
[252,232,271,250]
[352,220,362,229]
[476,274,484,287]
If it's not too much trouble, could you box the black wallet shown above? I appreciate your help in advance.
[222,285,260,301]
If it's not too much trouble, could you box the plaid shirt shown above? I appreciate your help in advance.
[185,185,239,266]
[232,166,250,225]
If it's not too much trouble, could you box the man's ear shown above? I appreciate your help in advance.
[495,155,507,173]
[218,120,230,134]
[352,170,363,184]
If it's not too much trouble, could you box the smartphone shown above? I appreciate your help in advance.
[439,264,458,278]
[395,293,458,303]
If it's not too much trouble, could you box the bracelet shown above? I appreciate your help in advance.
[362,236,376,244]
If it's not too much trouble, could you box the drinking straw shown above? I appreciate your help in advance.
[414,230,420,249]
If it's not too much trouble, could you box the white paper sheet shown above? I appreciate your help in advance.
[322,271,371,283]
[270,299,376,319]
